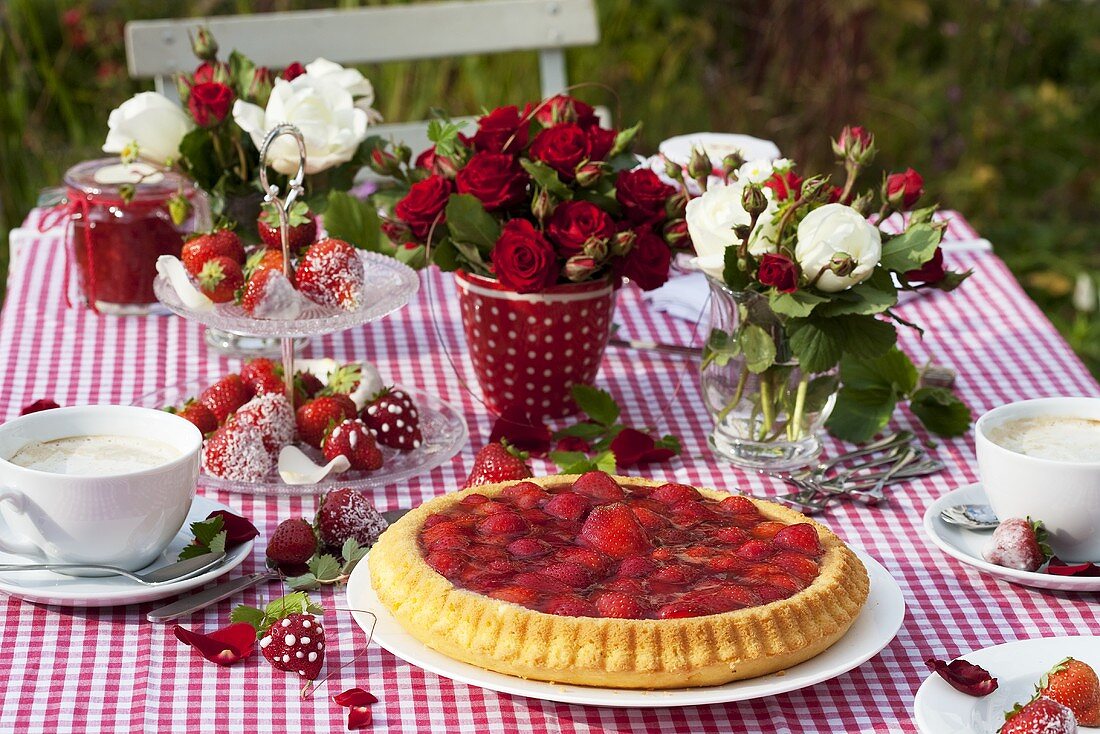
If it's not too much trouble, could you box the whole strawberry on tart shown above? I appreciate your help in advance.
[368,473,869,689]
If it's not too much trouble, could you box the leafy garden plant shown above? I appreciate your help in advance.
[687,126,972,445]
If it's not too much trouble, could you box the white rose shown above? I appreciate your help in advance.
[304,58,383,122]
[686,181,781,278]
[737,158,775,184]
[233,75,371,175]
[795,203,882,292]
[102,92,195,166]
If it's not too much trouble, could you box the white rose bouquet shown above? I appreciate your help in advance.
[101,27,384,241]
[687,127,972,446]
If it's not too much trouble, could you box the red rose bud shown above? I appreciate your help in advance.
[663,218,690,248]
[622,229,672,291]
[687,146,713,182]
[394,174,452,240]
[721,151,745,176]
[886,168,924,210]
[369,148,402,177]
[574,162,604,188]
[904,246,946,285]
[187,82,234,127]
[188,26,218,62]
[535,94,598,128]
[587,126,617,161]
[473,105,529,154]
[531,187,555,224]
[174,74,193,106]
[611,228,637,257]
[193,61,230,86]
[665,189,689,218]
[741,183,768,218]
[282,61,305,81]
[582,237,609,261]
[392,143,412,165]
[490,219,559,293]
[246,66,274,107]
[756,253,800,293]
[564,254,600,282]
[381,218,413,245]
[833,125,875,163]
[663,157,685,182]
[455,152,529,211]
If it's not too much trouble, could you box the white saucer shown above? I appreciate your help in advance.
[658,132,781,166]
[346,549,904,708]
[913,636,1100,733]
[923,483,1100,592]
[0,495,253,607]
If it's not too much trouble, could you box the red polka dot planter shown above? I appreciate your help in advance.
[455,270,616,419]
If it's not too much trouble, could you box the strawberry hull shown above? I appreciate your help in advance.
[455,270,616,419]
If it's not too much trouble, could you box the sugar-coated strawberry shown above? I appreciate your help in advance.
[202,421,273,481]
[244,247,290,281]
[167,399,218,435]
[360,388,422,451]
[773,523,823,556]
[195,255,244,303]
[464,443,533,488]
[983,517,1050,572]
[296,238,365,311]
[234,393,296,454]
[296,396,358,448]
[323,419,383,471]
[1001,696,1077,734]
[594,591,645,619]
[578,502,651,559]
[181,229,244,275]
[266,518,317,573]
[314,488,389,551]
[260,613,326,680]
[239,268,301,319]
[257,201,317,252]
[1038,658,1100,726]
[571,471,625,500]
[200,374,253,423]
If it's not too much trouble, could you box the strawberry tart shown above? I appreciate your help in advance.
[368,474,869,689]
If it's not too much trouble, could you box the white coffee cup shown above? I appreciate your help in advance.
[0,405,201,571]
[976,397,1100,562]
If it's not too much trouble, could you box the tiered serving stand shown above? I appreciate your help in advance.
[144,124,467,496]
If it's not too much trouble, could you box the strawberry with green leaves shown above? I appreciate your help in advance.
[296,395,357,448]
[464,442,533,487]
[257,200,317,253]
[983,517,1051,572]
[232,592,326,680]
[1037,658,1100,726]
[195,256,244,303]
[181,228,244,276]
[322,418,383,471]
[1001,696,1077,733]
[361,387,422,450]
[166,399,218,435]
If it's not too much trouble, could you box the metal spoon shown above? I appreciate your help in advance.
[939,504,999,530]
[0,551,226,585]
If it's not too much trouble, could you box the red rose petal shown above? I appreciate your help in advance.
[20,399,60,415]
[925,657,998,697]
[1046,557,1100,576]
[333,688,379,731]
[554,436,591,453]
[204,510,260,548]
[174,622,256,666]
[346,706,374,730]
[609,428,655,469]
[489,408,551,457]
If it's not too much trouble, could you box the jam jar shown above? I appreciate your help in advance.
[63,159,209,314]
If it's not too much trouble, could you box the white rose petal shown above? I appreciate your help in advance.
[795,203,882,292]
[686,181,781,279]
[103,92,195,166]
[736,158,776,185]
[304,58,382,122]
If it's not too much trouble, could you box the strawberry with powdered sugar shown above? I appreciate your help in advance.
[234,392,297,454]
[201,420,273,481]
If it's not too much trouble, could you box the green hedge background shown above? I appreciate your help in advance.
[1,0,1097,375]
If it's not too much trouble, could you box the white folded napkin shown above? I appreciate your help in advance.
[641,270,711,324]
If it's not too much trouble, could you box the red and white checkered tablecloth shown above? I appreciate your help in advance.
[0,210,1097,733]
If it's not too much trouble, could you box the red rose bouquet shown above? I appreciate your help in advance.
[381,95,688,294]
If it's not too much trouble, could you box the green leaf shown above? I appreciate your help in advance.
[840,348,919,395]
[788,315,897,373]
[802,374,840,414]
[452,239,490,272]
[769,290,829,318]
[549,450,597,474]
[519,160,573,200]
[229,605,268,634]
[206,530,227,557]
[431,239,460,271]
[308,554,342,582]
[570,384,620,426]
[702,328,741,369]
[190,515,224,547]
[177,544,210,561]
[813,269,897,317]
[264,591,322,621]
[655,434,682,454]
[323,190,380,251]
[177,129,220,190]
[826,386,899,443]
[342,538,368,566]
[879,223,941,272]
[594,450,617,474]
[552,422,608,441]
[609,122,642,157]
[228,50,256,95]
[178,515,225,560]
[740,324,777,373]
[722,246,752,292]
[910,386,972,437]
[445,194,501,254]
[427,118,469,159]
[285,573,319,591]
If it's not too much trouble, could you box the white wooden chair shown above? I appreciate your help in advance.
[124,0,600,154]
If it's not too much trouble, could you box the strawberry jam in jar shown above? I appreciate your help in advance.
[64,159,207,314]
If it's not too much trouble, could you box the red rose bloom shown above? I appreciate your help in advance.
[192,62,217,85]
[764,170,803,201]
[886,168,924,210]
[616,169,675,224]
[282,62,305,81]
[535,94,599,128]
[394,175,452,240]
[455,152,528,211]
[490,219,559,293]
[546,200,615,256]
[757,253,800,293]
[188,82,234,127]
[529,123,590,180]
[904,246,946,285]
[586,126,617,161]
[622,228,672,291]
[473,105,530,154]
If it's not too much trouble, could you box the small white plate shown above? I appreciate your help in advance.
[346,549,904,708]
[0,495,253,607]
[923,483,1100,592]
[658,132,781,166]
[913,636,1100,733]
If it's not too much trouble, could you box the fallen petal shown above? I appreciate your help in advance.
[205,510,260,548]
[346,706,374,730]
[925,657,998,696]
[610,428,656,469]
[174,622,257,666]
[20,399,60,415]
[334,688,379,730]
[1046,557,1100,576]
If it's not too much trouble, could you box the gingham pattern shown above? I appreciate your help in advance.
[0,210,1097,733]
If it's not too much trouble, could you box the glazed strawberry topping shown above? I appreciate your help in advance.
[418,476,826,620]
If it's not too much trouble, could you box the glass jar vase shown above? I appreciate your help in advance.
[701,277,839,470]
